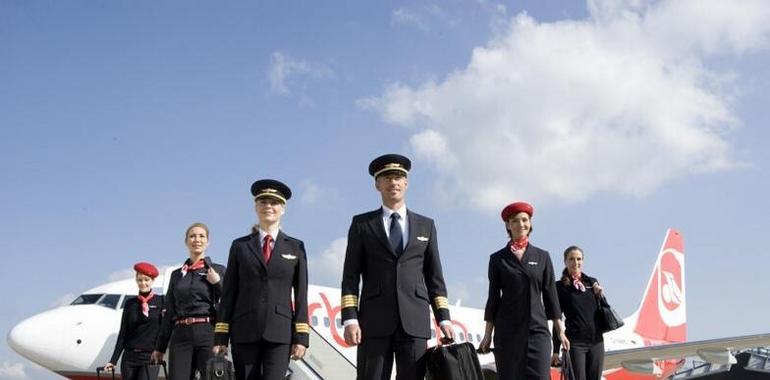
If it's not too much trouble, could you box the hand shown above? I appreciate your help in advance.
[212,345,228,356]
[103,363,115,372]
[560,332,570,351]
[593,282,604,297]
[551,353,561,367]
[206,268,221,284]
[150,350,164,364]
[478,335,492,354]
[290,344,307,360]
[344,324,361,346]
[439,324,455,344]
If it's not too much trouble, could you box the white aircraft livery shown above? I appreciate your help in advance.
[7,228,770,379]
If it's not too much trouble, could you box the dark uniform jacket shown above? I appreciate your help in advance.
[341,208,450,339]
[110,294,165,364]
[156,257,226,353]
[553,273,603,352]
[215,231,309,347]
[484,244,560,377]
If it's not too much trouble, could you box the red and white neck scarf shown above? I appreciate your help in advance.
[137,292,155,317]
[181,259,206,277]
[509,236,529,260]
[571,272,586,292]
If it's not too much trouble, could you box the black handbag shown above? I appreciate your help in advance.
[205,354,235,380]
[596,294,624,333]
[425,342,484,380]
[559,349,576,380]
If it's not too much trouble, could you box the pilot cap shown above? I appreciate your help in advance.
[251,179,291,203]
[134,262,159,278]
[501,201,534,222]
[368,154,411,178]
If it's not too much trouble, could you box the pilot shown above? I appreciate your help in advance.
[104,262,164,380]
[478,201,569,380]
[213,179,309,380]
[152,223,226,380]
[341,153,454,380]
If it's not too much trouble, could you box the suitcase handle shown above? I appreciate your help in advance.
[95,366,115,380]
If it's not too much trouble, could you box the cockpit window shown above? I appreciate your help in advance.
[70,293,122,309]
[97,294,121,309]
[70,294,104,305]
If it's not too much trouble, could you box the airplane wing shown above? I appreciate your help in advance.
[604,333,770,370]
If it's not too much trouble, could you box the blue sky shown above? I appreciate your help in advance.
[3,0,770,378]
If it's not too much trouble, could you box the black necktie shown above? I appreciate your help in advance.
[389,212,404,256]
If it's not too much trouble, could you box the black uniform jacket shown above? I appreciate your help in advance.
[156,256,226,353]
[110,294,165,364]
[484,244,560,372]
[341,208,451,339]
[553,273,603,352]
[215,231,309,347]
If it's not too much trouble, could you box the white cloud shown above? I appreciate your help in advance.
[363,0,770,209]
[0,362,28,380]
[391,5,459,32]
[297,179,339,205]
[267,52,332,98]
[447,276,488,309]
[308,237,347,287]
[392,7,430,31]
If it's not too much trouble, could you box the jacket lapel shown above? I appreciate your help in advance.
[246,233,267,270]
[268,231,289,270]
[367,208,396,255]
[401,209,419,257]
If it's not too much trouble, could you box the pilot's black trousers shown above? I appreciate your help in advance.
[569,340,604,380]
[168,323,214,380]
[120,350,159,380]
[232,340,291,380]
[357,323,427,380]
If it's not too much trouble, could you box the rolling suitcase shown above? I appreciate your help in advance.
[425,342,484,380]
[96,360,168,380]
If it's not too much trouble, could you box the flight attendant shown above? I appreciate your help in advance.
[551,246,605,380]
[152,223,226,380]
[341,154,454,380]
[104,262,164,380]
[213,179,309,380]
[478,201,569,380]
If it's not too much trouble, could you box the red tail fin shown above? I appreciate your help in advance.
[633,229,686,343]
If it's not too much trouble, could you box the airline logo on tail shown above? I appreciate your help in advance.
[634,229,686,343]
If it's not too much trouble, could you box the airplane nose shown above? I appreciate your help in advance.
[7,310,63,367]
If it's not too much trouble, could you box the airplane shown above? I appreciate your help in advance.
[7,228,770,379]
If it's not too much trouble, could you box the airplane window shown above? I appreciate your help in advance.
[467,334,473,342]
[120,295,130,309]
[70,294,104,305]
[476,334,481,342]
[458,332,465,341]
[98,294,121,309]
[323,317,330,327]
[431,330,435,339]
[311,316,318,326]
[335,318,342,328]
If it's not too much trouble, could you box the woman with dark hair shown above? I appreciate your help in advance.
[151,223,226,380]
[551,246,605,380]
[478,201,568,380]
[103,262,164,380]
